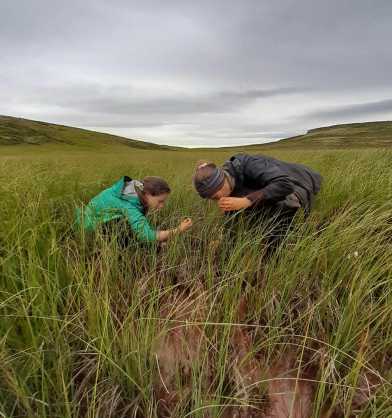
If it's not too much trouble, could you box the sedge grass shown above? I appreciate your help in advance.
[0,146,391,417]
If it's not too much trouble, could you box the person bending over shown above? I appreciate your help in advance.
[193,153,322,248]
[77,176,192,245]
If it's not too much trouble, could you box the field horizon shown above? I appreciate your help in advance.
[1,114,392,151]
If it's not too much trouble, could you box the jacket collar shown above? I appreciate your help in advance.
[224,156,244,186]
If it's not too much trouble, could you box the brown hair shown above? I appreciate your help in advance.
[142,176,171,196]
[193,160,218,183]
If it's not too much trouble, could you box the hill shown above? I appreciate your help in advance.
[1,115,391,151]
[264,121,392,149]
[0,115,173,150]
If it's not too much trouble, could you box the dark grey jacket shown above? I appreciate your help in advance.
[223,154,322,215]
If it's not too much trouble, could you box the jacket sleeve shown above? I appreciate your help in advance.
[242,156,295,203]
[125,206,157,242]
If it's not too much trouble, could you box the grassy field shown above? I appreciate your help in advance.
[1,125,392,417]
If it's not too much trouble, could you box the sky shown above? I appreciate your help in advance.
[1,0,391,147]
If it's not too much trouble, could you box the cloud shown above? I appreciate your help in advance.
[0,0,391,146]
[26,84,302,116]
[305,99,392,120]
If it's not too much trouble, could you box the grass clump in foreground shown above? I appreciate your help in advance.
[0,146,391,417]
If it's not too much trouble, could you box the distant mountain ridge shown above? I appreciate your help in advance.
[1,115,391,149]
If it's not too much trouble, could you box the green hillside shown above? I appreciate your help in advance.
[0,115,172,150]
[1,115,392,151]
[266,121,392,149]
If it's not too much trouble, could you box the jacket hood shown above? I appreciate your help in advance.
[111,176,143,201]
[122,179,144,199]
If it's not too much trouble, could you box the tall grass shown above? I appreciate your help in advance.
[0,147,391,417]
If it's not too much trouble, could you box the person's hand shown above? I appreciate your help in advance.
[218,197,252,212]
[179,218,193,232]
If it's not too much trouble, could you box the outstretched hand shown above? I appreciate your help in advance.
[218,197,252,212]
[179,218,193,232]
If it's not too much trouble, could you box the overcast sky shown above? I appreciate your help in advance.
[1,0,391,147]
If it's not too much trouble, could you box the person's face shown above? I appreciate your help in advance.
[210,179,232,200]
[144,192,169,210]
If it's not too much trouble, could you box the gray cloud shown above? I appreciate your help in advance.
[0,0,391,146]
[305,99,392,120]
[21,84,302,116]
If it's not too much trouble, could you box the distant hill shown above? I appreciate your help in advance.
[1,115,391,151]
[263,121,392,149]
[182,121,392,151]
[0,115,173,150]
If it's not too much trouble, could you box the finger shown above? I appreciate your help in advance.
[219,200,231,206]
[221,203,233,209]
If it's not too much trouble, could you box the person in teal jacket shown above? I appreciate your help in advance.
[76,175,192,244]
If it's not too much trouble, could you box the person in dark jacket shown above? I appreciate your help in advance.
[193,153,322,249]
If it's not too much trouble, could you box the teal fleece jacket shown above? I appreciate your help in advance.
[76,177,157,242]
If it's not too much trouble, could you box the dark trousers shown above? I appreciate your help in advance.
[224,204,298,254]
[263,206,298,252]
